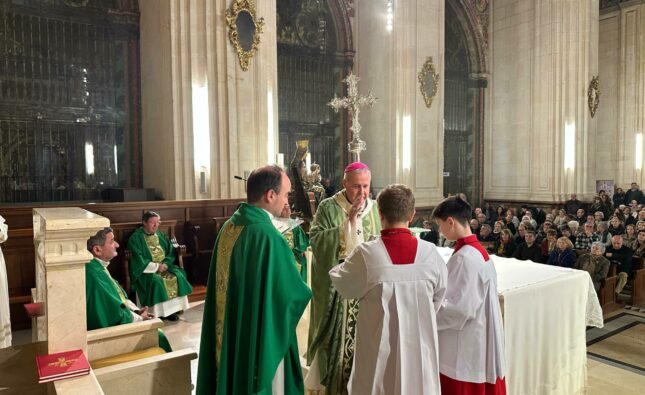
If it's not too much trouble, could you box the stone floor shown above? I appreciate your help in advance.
[10,304,645,394]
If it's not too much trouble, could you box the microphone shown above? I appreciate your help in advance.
[234,175,247,181]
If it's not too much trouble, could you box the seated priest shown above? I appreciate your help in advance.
[86,227,171,352]
[127,211,193,321]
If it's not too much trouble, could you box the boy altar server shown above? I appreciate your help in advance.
[432,195,507,394]
[329,184,447,394]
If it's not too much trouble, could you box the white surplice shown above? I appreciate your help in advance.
[0,215,11,348]
[436,244,506,384]
[329,238,447,395]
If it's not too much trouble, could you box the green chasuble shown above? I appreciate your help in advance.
[196,203,312,395]
[127,228,193,307]
[285,226,310,283]
[307,191,380,395]
[85,258,172,352]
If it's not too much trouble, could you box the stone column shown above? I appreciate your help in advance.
[356,0,445,206]
[486,0,599,202]
[33,208,109,355]
[598,3,645,187]
[139,0,278,200]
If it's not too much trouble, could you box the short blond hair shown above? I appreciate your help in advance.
[557,236,574,250]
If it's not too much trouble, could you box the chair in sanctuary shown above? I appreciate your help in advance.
[0,208,196,395]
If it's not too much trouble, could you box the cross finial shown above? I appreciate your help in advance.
[328,72,377,162]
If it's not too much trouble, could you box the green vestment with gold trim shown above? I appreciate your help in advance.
[127,228,192,307]
[196,203,312,395]
[85,258,172,352]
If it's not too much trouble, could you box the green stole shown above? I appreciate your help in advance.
[196,203,312,395]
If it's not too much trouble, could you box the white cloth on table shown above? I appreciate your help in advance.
[329,239,447,395]
[0,215,11,348]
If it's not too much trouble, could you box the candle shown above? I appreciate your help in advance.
[305,153,311,173]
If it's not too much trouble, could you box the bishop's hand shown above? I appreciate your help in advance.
[349,195,366,228]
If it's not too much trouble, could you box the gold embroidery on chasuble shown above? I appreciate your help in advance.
[214,222,244,368]
[144,233,166,262]
[144,233,178,298]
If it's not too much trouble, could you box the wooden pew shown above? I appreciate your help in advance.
[183,216,231,284]
[630,257,645,306]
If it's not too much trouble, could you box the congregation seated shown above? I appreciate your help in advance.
[605,235,634,294]
[127,211,193,321]
[575,222,599,250]
[608,216,625,236]
[540,229,557,263]
[513,223,528,245]
[623,224,637,248]
[574,209,587,226]
[596,221,612,248]
[576,242,610,293]
[470,218,480,235]
[493,229,516,258]
[547,237,576,268]
[85,227,172,352]
[560,225,576,245]
[513,229,541,262]
[477,224,497,251]
[420,220,440,245]
[613,187,627,207]
[632,230,645,258]
[564,194,583,216]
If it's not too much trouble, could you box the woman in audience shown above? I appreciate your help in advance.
[522,214,537,230]
[576,241,611,293]
[554,209,568,226]
[632,230,645,258]
[568,220,580,237]
[540,229,558,263]
[600,194,613,218]
[492,220,505,240]
[637,220,645,232]
[495,229,516,258]
[608,216,625,236]
[596,221,612,247]
[623,224,637,248]
[547,237,577,268]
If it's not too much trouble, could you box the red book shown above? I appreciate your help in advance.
[24,302,44,318]
[35,349,90,383]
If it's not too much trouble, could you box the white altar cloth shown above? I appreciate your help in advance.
[437,247,603,395]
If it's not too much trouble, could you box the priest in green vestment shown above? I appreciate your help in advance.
[274,203,310,283]
[197,165,312,395]
[305,162,381,395]
[85,227,172,352]
[127,211,192,321]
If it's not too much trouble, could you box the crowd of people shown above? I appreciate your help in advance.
[422,183,645,295]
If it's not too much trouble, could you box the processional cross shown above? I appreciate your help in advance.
[328,72,377,162]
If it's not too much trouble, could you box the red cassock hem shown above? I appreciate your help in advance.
[440,374,506,395]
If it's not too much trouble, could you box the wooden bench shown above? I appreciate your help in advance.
[183,216,230,284]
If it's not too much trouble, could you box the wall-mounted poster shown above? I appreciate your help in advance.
[596,180,614,198]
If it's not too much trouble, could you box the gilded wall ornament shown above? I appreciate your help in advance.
[226,0,265,71]
[418,57,440,108]
[588,76,600,118]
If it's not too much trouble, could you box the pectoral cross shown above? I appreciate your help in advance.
[328,72,377,162]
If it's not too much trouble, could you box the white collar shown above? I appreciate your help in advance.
[261,208,275,220]
[96,258,110,269]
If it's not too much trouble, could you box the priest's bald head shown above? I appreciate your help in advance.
[247,165,291,217]
[342,162,371,204]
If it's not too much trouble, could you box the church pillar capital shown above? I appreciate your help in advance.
[33,208,109,355]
